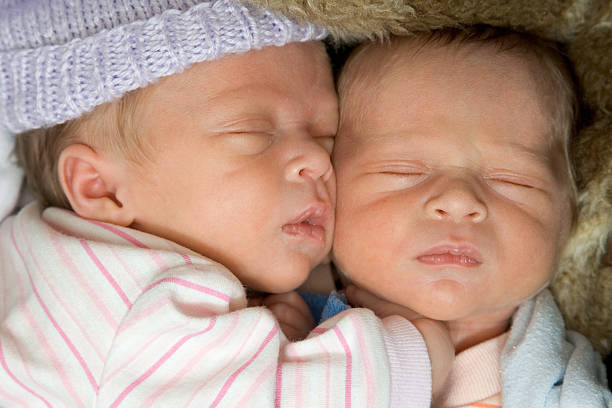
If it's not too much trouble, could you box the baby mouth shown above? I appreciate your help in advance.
[417,246,482,267]
[282,205,328,242]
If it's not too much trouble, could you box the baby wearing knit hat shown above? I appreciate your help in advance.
[0,0,451,406]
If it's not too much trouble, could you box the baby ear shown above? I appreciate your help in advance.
[58,143,134,226]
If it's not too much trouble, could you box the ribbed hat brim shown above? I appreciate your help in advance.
[0,0,326,133]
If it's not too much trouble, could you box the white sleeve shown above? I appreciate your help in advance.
[96,265,432,407]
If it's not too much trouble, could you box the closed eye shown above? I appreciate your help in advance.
[489,178,535,189]
[365,169,428,190]
[379,171,425,176]
[218,131,273,155]
[376,165,429,178]
[485,174,549,204]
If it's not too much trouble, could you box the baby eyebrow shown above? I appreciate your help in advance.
[505,141,552,163]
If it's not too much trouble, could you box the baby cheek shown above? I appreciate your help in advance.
[334,202,395,274]
[333,211,363,266]
[499,214,559,290]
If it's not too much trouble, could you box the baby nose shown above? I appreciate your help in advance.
[284,140,333,183]
[424,178,487,223]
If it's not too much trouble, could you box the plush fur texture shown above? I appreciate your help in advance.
[245,0,612,356]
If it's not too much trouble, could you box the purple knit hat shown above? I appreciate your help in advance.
[0,0,327,133]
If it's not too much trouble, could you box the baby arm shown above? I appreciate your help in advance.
[96,265,432,407]
[346,285,455,396]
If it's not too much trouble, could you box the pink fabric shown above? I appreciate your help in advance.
[382,315,432,408]
[434,332,508,407]
[0,203,432,407]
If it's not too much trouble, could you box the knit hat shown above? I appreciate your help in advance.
[0,0,327,133]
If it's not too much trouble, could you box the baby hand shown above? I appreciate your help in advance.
[346,285,454,396]
[345,284,423,320]
[254,291,315,341]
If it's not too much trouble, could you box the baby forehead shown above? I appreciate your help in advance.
[340,130,551,157]
[337,37,560,134]
[339,34,544,99]
[337,57,553,153]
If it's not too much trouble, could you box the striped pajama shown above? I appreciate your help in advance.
[0,203,431,407]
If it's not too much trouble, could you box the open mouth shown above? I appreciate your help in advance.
[282,204,329,242]
[417,245,482,267]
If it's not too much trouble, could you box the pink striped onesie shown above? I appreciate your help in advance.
[0,203,431,407]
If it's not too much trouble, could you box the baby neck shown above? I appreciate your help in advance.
[447,308,516,353]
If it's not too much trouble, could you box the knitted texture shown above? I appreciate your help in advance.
[0,0,326,133]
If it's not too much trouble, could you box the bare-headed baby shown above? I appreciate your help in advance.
[332,27,611,407]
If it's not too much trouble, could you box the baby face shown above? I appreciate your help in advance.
[333,42,573,323]
[123,42,337,293]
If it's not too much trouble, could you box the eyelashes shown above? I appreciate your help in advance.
[372,161,429,175]
[367,168,543,199]
[368,167,430,189]
[481,173,553,206]
[379,170,426,176]
[484,174,539,190]
[218,132,335,156]
[218,132,273,154]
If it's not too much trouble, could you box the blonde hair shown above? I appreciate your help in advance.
[13,88,148,209]
[338,26,579,219]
